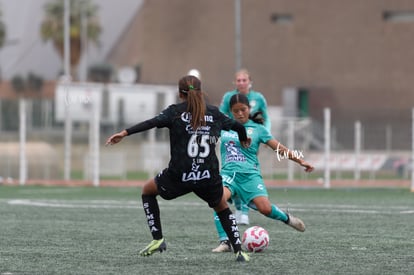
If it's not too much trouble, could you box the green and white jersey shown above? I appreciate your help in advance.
[220,120,272,173]
[219,89,271,131]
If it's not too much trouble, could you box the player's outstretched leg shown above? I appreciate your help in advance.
[252,199,306,232]
[284,213,306,232]
[139,238,167,256]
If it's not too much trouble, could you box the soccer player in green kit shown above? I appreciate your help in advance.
[219,69,271,226]
[220,69,271,131]
[106,75,251,262]
[212,93,314,253]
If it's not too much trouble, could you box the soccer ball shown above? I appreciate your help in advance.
[242,226,270,252]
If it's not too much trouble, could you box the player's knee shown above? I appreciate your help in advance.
[258,205,272,216]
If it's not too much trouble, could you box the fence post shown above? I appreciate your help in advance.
[287,119,295,181]
[63,0,72,181]
[63,82,72,181]
[324,108,331,188]
[354,121,361,181]
[19,97,27,185]
[411,108,414,192]
[90,98,100,187]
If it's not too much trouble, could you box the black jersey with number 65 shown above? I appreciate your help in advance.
[126,102,247,183]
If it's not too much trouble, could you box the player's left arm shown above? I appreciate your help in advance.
[266,139,314,172]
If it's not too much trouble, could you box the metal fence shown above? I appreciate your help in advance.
[0,97,412,189]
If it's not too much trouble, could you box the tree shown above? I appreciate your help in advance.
[40,0,101,77]
[0,7,7,80]
[0,8,6,49]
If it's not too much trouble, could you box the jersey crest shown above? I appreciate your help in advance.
[224,140,246,162]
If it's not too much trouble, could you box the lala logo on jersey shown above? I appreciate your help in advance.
[182,159,211,182]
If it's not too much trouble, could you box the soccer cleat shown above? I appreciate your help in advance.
[235,251,250,262]
[285,214,306,232]
[235,210,242,223]
[139,238,167,256]
[239,214,250,225]
[212,240,232,253]
[235,210,250,225]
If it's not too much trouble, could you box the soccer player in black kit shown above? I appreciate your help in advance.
[106,75,250,262]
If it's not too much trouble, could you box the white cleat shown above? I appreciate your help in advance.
[235,210,249,225]
[239,214,250,225]
[286,214,305,232]
[212,240,232,252]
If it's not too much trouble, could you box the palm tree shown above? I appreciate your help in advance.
[0,8,7,81]
[0,9,6,49]
[40,0,101,77]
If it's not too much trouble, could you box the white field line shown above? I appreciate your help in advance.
[2,199,413,214]
[4,199,204,209]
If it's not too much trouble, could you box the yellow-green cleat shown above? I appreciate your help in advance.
[235,251,250,262]
[139,238,167,256]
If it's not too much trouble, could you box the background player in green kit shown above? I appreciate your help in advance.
[219,69,271,225]
[220,69,271,131]
[106,75,251,262]
[212,93,314,253]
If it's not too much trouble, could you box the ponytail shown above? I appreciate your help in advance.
[250,111,265,125]
[178,75,206,130]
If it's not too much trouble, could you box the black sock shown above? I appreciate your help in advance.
[142,194,163,240]
[217,208,242,253]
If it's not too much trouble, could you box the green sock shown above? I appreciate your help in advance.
[266,204,288,222]
[214,211,228,241]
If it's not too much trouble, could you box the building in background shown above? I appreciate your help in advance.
[0,0,143,80]
[0,0,413,149]
[108,0,414,149]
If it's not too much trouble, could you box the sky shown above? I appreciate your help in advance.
[0,0,143,81]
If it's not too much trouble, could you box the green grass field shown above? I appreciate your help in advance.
[0,185,413,275]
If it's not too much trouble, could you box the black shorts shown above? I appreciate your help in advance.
[154,168,224,208]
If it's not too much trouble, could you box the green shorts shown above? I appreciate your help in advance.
[221,171,268,205]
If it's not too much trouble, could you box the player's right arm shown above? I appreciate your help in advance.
[105,105,173,145]
[105,117,159,145]
[105,130,128,145]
